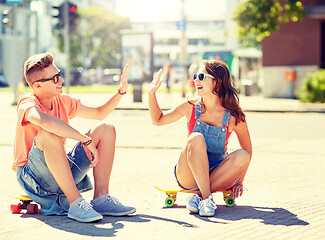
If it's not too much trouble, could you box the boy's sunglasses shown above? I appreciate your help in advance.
[193,73,215,81]
[33,70,61,84]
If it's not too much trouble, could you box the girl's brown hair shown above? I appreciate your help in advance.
[24,52,54,83]
[202,59,245,125]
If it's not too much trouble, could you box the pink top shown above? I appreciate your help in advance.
[13,94,80,171]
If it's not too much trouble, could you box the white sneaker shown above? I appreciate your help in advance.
[198,195,217,217]
[186,194,202,213]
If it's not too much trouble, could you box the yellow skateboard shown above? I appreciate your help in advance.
[11,195,39,214]
[154,186,235,207]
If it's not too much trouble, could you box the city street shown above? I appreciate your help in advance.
[0,92,325,240]
[0,0,325,238]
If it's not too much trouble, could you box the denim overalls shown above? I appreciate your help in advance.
[192,104,230,170]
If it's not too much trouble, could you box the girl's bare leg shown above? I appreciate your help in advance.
[176,133,212,199]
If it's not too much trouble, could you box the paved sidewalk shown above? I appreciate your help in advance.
[71,91,325,113]
[0,91,325,240]
[4,89,325,113]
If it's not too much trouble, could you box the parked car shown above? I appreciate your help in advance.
[0,74,9,87]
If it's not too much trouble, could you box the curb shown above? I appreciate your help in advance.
[115,106,325,113]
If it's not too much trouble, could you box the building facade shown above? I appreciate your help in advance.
[262,0,325,98]
[0,1,37,103]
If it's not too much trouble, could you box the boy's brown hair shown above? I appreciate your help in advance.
[24,52,54,84]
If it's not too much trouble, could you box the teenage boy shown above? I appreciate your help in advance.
[13,52,135,222]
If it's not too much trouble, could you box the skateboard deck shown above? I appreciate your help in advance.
[11,195,39,214]
[154,186,235,207]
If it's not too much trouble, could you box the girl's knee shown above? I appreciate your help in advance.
[239,149,251,161]
[186,133,205,150]
[185,133,207,163]
[232,149,251,168]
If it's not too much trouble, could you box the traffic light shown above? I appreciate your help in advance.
[68,2,78,33]
[2,8,13,28]
[52,2,78,32]
[52,4,64,26]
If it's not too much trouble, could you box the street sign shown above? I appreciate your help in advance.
[176,19,186,31]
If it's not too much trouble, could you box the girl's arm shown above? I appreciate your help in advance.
[234,119,252,184]
[148,69,188,126]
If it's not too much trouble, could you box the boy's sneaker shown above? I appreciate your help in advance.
[198,195,217,217]
[68,197,103,223]
[186,194,202,213]
[90,194,136,216]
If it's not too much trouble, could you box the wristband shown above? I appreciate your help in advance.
[83,139,92,146]
[118,88,126,95]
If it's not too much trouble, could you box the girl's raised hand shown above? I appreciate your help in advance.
[148,68,162,95]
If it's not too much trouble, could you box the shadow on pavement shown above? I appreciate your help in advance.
[20,213,196,237]
[193,205,309,226]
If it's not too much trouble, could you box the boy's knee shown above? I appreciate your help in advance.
[98,123,116,136]
[35,129,62,150]
[91,123,116,142]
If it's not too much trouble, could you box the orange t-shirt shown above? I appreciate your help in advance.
[13,94,80,171]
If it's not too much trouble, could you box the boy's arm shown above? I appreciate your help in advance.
[25,107,90,143]
[77,62,129,120]
[77,91,123,120]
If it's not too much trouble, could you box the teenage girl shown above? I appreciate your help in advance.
[148,60,252,217]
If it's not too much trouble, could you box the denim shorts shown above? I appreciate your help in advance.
[16,141,93,215]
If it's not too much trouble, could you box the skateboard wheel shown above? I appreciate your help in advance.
[225,197,235,207]
[165,197,175,207]
[27,204,38,214]
[11,203,22,214]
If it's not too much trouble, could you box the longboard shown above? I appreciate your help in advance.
[11,195,39,214]
[154,186,235,207]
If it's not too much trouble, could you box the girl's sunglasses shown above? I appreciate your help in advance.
[33,70,61,84]
[193,73,215,81]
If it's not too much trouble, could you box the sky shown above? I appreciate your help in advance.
[115,0,227,22]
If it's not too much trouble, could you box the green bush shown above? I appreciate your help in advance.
[296,69,325,103]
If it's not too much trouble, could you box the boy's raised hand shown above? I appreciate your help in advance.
[148,68,162,95]
[118,62,130,94]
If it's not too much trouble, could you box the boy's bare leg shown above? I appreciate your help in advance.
[86,123,116,200]
[35,129,81,204]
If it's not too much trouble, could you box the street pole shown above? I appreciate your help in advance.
[180,0,187,98]
[63,0,70,93]
[12,4,18,105]
[81,0,89,85]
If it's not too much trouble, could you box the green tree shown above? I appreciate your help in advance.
[54,6,131,68]
[233,0,305,47]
